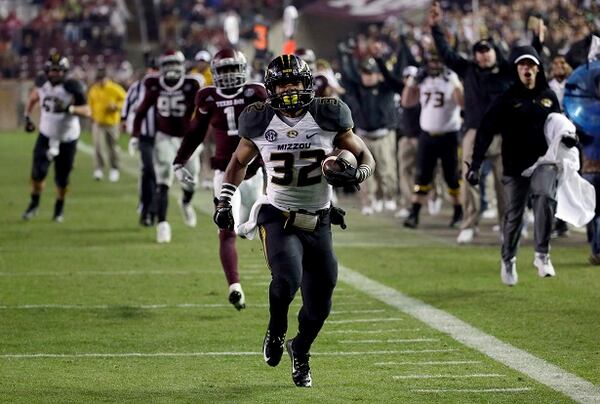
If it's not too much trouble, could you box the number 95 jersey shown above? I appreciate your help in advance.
[239,98,354,213]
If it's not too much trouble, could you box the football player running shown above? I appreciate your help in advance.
[132,51,203,243]
[22,52,91,222]
[173,48,268,310]
[214,55,375,387]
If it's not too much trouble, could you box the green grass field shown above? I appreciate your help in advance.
[1,131,599,403]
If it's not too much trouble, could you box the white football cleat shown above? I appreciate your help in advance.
[394,208,410,218]
[501,257,518,286]
[457,228,475,244]
[372,200,384,213]
[179,201,197,227]
[93,169,103,181]
[228,283,246,310]
[384,199,397,211]
[109,169,120,182]
[361,206,374,216]
[534,252,556,277]
[156,221,171,243]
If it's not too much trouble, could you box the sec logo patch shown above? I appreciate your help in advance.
[265,129,277,142]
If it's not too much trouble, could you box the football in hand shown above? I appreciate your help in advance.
[321,149,358,175]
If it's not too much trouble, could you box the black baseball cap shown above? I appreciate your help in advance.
[473,39,492,53]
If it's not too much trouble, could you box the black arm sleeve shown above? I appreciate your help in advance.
[64,79,87,105]
[431,24,469,78]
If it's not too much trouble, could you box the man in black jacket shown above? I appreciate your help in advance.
[429,2,512,244]
[466,46,561,286]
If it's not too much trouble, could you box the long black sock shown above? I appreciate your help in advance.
[182,189,194,205]
[28,193,41,209]
[411,202,422,217]
[156,185,169,222]
[54,199,64,217]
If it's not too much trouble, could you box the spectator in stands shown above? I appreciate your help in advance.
[88,66,127,182]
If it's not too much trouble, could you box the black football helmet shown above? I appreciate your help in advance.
[44,52,70,85]
[264,54,314,111]
[211,48,247,89]
[159,50,185,83]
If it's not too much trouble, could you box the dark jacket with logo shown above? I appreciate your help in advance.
[471,46,561,177]
[431,24,513,130]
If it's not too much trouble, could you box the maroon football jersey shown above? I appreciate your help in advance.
[195,83,267,170]
[133,74,203,138]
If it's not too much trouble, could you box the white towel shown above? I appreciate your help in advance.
[236,194,270,240]
[522,113,595,226]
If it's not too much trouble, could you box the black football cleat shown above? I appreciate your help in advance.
[263,329,285,367]
[286,339,312,387]
[449,205,463,228]
[403,213,419,229]
[22,203,38,221]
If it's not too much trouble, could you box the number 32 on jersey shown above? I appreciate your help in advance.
[269,149,326,187]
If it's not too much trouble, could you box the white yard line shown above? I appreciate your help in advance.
[0,270,222,277]
[330,309,385,314]
[329,329,421,334]
[394,373,504,380]
[0,303,270,310]
[326,318,405,324]
[0,349,456,359]
[413,388,532,393]
[339,265,600,404]
[375,360,481,366]
[339,339,438,344]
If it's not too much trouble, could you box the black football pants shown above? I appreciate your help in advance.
[139,138,156,216]
[258,204,338,355]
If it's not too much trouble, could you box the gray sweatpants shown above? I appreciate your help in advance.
[501,164,558,261]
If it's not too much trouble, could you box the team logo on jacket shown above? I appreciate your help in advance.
[539,98,553,108]
[287,129,298,138]
[244,88,255,97]
[265,129,277,142]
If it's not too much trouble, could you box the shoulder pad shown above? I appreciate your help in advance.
[34,72,47,88]
[309,98,353,132]
[185,75,204,89]
[143,75,160,90]
[243,83,268,100]
[238,102,274,139]
[195,86,216,106]
[64,78,87,94]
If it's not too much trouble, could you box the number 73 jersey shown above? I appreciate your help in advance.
[238,98,354,213]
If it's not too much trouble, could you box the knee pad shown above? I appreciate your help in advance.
[413,184,432,195]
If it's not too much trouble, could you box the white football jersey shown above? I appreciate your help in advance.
[418,70,462,134]
[252,112,335,212]
[37,80,84,142]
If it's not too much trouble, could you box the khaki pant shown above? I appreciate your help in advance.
[92,122,119,171]
[154,132,199,192]
[360,130,397,206]
[398,136,418,209]
[460,128,505,230]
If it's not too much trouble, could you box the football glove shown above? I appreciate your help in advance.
[464,162,480,186]
[53,99,71,114]
[174,164,195,188]
[323,157,359,188]
[329,206,347,230]
[128,137,139,156]
[214,201,234,231]
[24,116,36,133]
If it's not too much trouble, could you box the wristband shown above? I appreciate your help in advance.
[219,183,237,204]
[68,105,75,114]
[355,164,373,183]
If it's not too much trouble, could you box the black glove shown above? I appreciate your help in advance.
[465,162,480,186]
[561,136,578,148]
[213,201,234,231]
[53,99,71,114]
[329,206,347,230]
[24,116,36,133]
[323,158,359,188]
